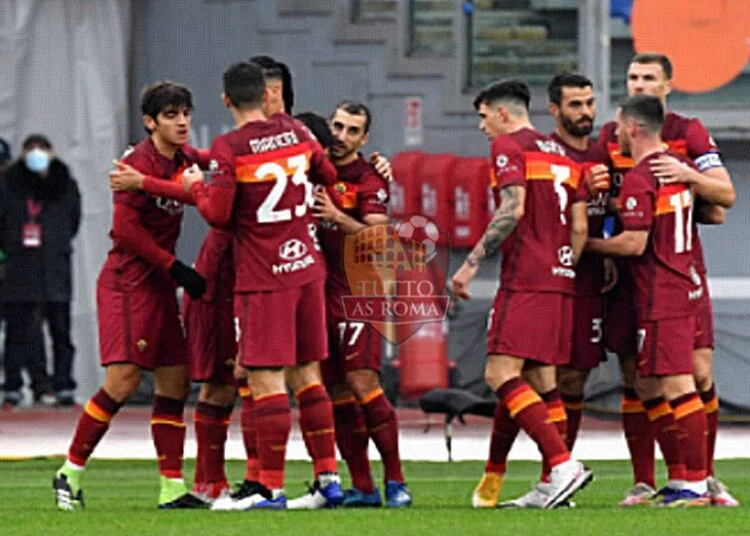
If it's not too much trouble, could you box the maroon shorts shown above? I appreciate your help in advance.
[183,294,236,385]
[97,283,186,370]
[568,295,605,371]
[637,315,696,377]
[235,279,328,368]
[321,313,383,386]
[694,284,714,350]
[604,282,637,357]
[487,290,573,366]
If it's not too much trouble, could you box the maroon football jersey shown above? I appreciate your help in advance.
[99,138,199,289]
[317,155,389,317]
[489,128,587,295]
[207,113,335,292]
[549,132,610,298]
[599,112,722,275]
[193,228,234,302]
[619,151,702,321]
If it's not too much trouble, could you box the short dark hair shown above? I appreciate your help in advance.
[223,62,266,110]
[332,100,372,134]
[250,55,295,114]
[22,134,52,151]
[473,79,531,111]
[140,81,193,120]
[631,53,673,80]
[619,95,665,134]
[547,73,593,105]
[294,112,334,149]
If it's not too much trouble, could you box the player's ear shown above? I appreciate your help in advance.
[143,115,156,132]
[361,131,369,146]
[548,103,559,118]
[221,93,231,109]
[663,78,673,97]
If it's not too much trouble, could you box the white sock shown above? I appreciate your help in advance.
[683,479,708,495]
[319,472,341,486]
[64,459,85,472]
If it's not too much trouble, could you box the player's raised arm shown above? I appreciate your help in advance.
[186,137,237,228]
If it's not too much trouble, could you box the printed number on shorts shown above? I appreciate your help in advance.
[590,317,603,344]
[338,322,365,347]
[256,154,313,223]
[670,190,693,253]
[550,164,570,225]
[636,328,646,354]
[234,317,241,343]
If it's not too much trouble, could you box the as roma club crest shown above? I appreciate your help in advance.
[342,215,450,345]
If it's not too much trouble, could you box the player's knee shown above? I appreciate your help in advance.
[346,370,379,400]
[619,356,637,388]
[557,368,586,396]
[199,383,236,406]
[484,365,511,392]
[103,365,141,403]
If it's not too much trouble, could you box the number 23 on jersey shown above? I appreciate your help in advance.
[235,150,314,224]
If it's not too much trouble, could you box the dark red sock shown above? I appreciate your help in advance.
[254,393,291,490]
[333,397,375,493]
[361,387,404,483]
[193,405,206,485]
[671,393,707,483]
[498,378,570,470]
[622,388,656,488]
[562,392,584,452]
[644,396,686,482]
[540,389,567,482]
[67,388,123,466]
[151,395,187,479]
[486,399,519,475]
[296,384,337,477]
[239,389,259,482]
[700,384,719,477]
[195,401,231,484]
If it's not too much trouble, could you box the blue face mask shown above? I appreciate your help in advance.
[25,148,50,173]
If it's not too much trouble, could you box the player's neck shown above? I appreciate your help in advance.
[150,135,180,160]
[505,118,534,135]
[554,126,588,152]
[232,107,266,128]
[333,152,359,167]
[632,138,665,164]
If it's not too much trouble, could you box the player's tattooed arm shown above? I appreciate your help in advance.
[466,185,525,268]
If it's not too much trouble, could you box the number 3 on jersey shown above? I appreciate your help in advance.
[550,164,570,225]
[256,154,313,223]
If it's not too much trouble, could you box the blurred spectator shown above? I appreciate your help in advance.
[0,135,81,408]
[0,137,11,176]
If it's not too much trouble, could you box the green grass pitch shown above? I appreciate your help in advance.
[3,459,749,535]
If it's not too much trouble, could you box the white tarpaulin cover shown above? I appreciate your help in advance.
[0,0,132,400]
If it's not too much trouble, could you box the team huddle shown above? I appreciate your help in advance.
[52,51,737,512]
[452,53,737,509]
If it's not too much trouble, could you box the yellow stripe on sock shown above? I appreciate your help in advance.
[293,382,322,400]
[150,418,186,428]
[332,396,358,407]
[507,389,541,418]
[674,397,704,420]
[361,387,384,406]
[84,401,112,423]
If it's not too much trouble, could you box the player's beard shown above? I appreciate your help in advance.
[561,114,594,137]
[331,142,357,162]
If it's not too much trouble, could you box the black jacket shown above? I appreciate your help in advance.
[0,158,81,302]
